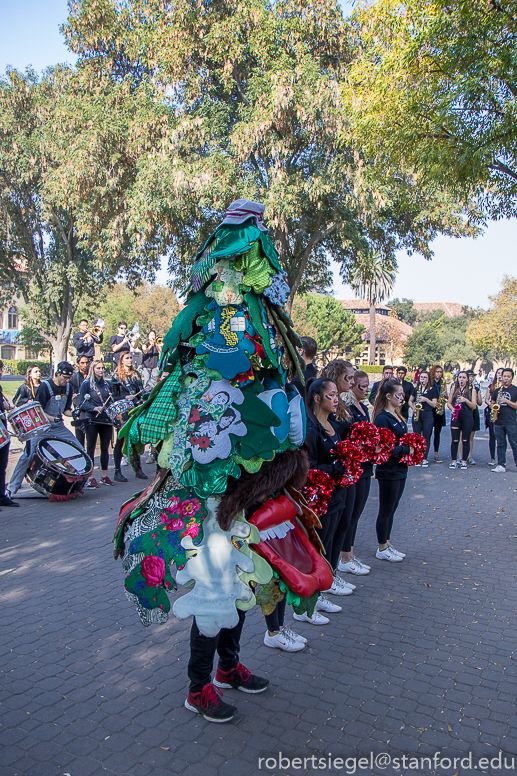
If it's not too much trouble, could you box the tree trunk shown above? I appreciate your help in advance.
[369,303,376,365]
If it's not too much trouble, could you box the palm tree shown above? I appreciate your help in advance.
[351,255,397,365]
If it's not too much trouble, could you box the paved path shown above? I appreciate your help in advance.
[1,425,517,776]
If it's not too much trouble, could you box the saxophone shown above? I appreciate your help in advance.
[414,394,422,422]
[452,386,463,422]
[436,381,447,415]
[491,384,501,423]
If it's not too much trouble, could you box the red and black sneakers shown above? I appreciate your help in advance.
[184,683,237,723]
[214,662,269,694]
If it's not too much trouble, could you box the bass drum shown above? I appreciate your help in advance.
[26,438,93,499]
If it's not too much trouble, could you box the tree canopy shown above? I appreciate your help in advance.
[291,294,365,358]
[404,309,480,370]
[387,298,419,326]
[467,275,517,361]
[345,0,517,219]
[62,0,479,307]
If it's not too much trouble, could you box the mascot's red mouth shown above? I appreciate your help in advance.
[248,495,332,598]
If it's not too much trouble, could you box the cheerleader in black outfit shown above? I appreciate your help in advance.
[306,378,355,615]
[447,371,478,470]
[411,370,438,468]
[373,380,413,562]
[338,370,372,576]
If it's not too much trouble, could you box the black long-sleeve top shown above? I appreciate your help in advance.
[349,402,374,480]
[110,372,144,403]
[374,410,410,481]
[73,331,103,359]
[307,417,348,512]
[79,377,113,424]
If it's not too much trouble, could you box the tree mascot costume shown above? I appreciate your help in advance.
[113,200,333,722]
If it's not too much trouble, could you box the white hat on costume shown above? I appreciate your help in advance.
[219,199,268,232]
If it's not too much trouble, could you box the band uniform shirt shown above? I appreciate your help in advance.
[416,384,438,413]
[401,379,417,419]
[73,330,103,359]
[142,346,160,370]
[492,386,517,426]
[110,335,131,364]
[36,380,73,416]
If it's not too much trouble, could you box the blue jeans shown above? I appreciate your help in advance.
[494,424,517,467]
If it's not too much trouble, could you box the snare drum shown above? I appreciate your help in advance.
[8,401,51,441]
[106,398,134,425]
[26,438,93,499]
[0,419,9,450]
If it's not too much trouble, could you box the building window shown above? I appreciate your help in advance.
[1,346,15,360]
[26,350,39,360]
[8,307,18,329]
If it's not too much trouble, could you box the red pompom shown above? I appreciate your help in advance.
[399,432,427,465]
[330,440,364,486]
[373,428,397,464]
[349,422,381,462]
[301,469,335,516]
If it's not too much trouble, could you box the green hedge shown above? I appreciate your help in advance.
[2,359,52,376]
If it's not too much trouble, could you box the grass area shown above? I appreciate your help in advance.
[1,380,23,402]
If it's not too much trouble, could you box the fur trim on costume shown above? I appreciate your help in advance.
[217,448,309,530]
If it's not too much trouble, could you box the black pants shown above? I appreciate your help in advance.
[74,427,85,448]
[376,478,406,545]
[315,502,344,571]
[85,423,112,471]
[342,477,371,553]
[451,411,474,461]
[0,440,9,496]
[188,609,245,692]
[264,597,287,632]
[413,412,434,460]
[487,419,496,459]
[328,485,356,570]
[431,413,445,454]
[113,437,125,469]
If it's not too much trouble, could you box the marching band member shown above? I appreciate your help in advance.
[70,356,89,447]
[73,319,103,362]
[110,352,147,482]
[368,365,394,405]
[13,365,42,407]
[141,330,162,390]
[0,360,18,507]
[485,367,503,466]
[490,368,517,473]
[110,322,131,365]
[429,365,447,463]
[338,370,373,575]
[373,379,412,562]
[447,370,478,470]
[466,370,483,464]
[411,370,438,467]
[79,360,115,488]
[290,336,318,400]
[395,366,417,422]
[8,362,80,495]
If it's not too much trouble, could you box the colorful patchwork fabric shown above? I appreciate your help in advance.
[129,361,183,446]
[263,270,290,307]
[234,241,276,294]
[196,302,256,379]
[185,379,247,464]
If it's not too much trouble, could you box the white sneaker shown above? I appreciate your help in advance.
[263,629,305,652]
[315,595,342,614]
[353,556,371,570]
[467,457,476,465]
[421,459,429,467]
[388,542,406,558]
[376,547,403,562]
[293,611,329,626]
[121,455,129,467]
[282,625,307,644]
[492,465,506,473]
[324,575,354,596]
[338,557,370,575]
[449,461,458,469]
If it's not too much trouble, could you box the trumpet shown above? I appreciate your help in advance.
[89,319,106,337]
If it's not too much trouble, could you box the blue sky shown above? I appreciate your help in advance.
[2,0,515,310]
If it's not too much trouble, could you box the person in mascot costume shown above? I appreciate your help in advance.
[113,199,333,723]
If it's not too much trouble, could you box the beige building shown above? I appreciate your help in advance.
[339,300,414,366]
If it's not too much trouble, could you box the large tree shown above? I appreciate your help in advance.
[291,294,365,359]
[63,0,478,306]
[467,276,517,361]
[345,0,517,218]
[0,66,161,363]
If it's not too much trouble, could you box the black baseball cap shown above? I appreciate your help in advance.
[56,361,74,376]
